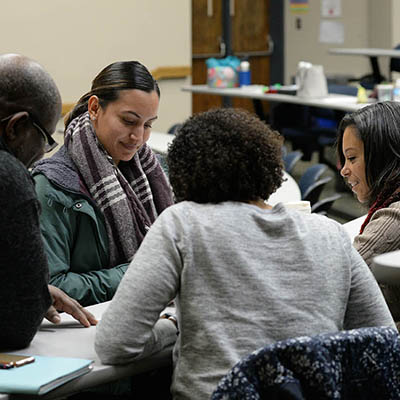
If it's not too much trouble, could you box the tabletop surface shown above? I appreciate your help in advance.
[269,171,301,205]
[373,250,400,268]
[182,84,370,112]
[147,131,174,154]
[342,214,365,242]
[4,302,173,400]
[329,48,400,57]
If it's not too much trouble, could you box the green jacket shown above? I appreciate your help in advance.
[33,147,128,306]
[34,174,128,306]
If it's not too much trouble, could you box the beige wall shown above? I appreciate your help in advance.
[0,0,191,132]
[285,0,374,84]
[393,1,400,45]
[368,0,392,78]
[4,1,400,130]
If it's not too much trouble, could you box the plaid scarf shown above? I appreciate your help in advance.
[360,187,400,234]
[65,111,173,266]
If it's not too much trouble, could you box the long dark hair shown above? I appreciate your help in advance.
[336,101,400,207]
[65,61,160,127]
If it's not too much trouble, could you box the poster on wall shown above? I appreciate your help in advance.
[321,0,341,17]
[290,0,309,13]
[319,20,344,43]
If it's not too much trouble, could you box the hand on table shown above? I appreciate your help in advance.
[45,285,98,327]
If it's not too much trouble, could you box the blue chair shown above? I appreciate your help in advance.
[298,164,332,206]
[302,176,332,206]
[211,326,400,400]
[311,192,342,215]
[167,123,182,135]
[283,150,303,174]
[281,145,288,158]
[156,153,169,177]
[298,163,328,198]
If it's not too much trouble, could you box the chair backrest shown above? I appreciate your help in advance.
[167,123,182,135]
[211,326,400,400]
[283,150,303,173]
[155,153,169,177]
[298,163,328,198]
[281,145,288,158]
[311,192,342,215]
[302,176,332,205]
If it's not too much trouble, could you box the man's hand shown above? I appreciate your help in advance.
[45,285,98,327]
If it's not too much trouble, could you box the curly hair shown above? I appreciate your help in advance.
[336,101,400,207]
[167,108,284,203]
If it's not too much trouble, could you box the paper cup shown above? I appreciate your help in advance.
[284,201,311,214]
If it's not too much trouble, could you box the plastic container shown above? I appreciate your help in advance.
[239,60,251,86]
[377,84,393,102]
[393,78,400,102]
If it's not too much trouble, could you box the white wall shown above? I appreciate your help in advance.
[0,0,191,132]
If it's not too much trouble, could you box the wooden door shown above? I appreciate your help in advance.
[192,0,223,113]
[192,0,271,116]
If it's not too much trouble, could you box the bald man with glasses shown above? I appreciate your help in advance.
[0,53,97,350]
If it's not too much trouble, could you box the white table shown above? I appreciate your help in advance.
[371,250,400,285]
[182,84,370,113]
[147,131,175,154]
[329,48,400,84]
[269,171,301,205]
[4,302,173,400]
[342,214,365,242]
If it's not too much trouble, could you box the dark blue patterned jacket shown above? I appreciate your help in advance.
[212,326,400,400]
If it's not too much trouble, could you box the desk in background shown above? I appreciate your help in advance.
[182,84,369,114]
[4,302,173,400]
[329,48,400,84]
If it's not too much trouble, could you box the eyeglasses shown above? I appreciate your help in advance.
[0,113,58,153]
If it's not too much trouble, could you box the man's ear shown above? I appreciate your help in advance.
[2,111,30,143]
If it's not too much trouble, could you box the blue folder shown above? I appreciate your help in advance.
[0,355,93,395]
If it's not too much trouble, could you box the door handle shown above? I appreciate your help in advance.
[192,37,227,59]
[235,34,274,57]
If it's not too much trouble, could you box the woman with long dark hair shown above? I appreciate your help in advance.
[337,101,400,319]
[33,61,173,306]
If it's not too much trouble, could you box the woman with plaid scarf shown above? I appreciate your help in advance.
[32,61,173,307]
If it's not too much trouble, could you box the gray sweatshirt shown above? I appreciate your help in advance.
[95,201,395,400]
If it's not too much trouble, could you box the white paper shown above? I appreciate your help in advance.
[321,0,341,17]
[319,20,344,44]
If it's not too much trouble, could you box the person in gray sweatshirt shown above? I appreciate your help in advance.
[95,108,395,400]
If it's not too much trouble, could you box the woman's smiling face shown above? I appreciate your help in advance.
[340,125,370,203]
[89,89,159,165]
